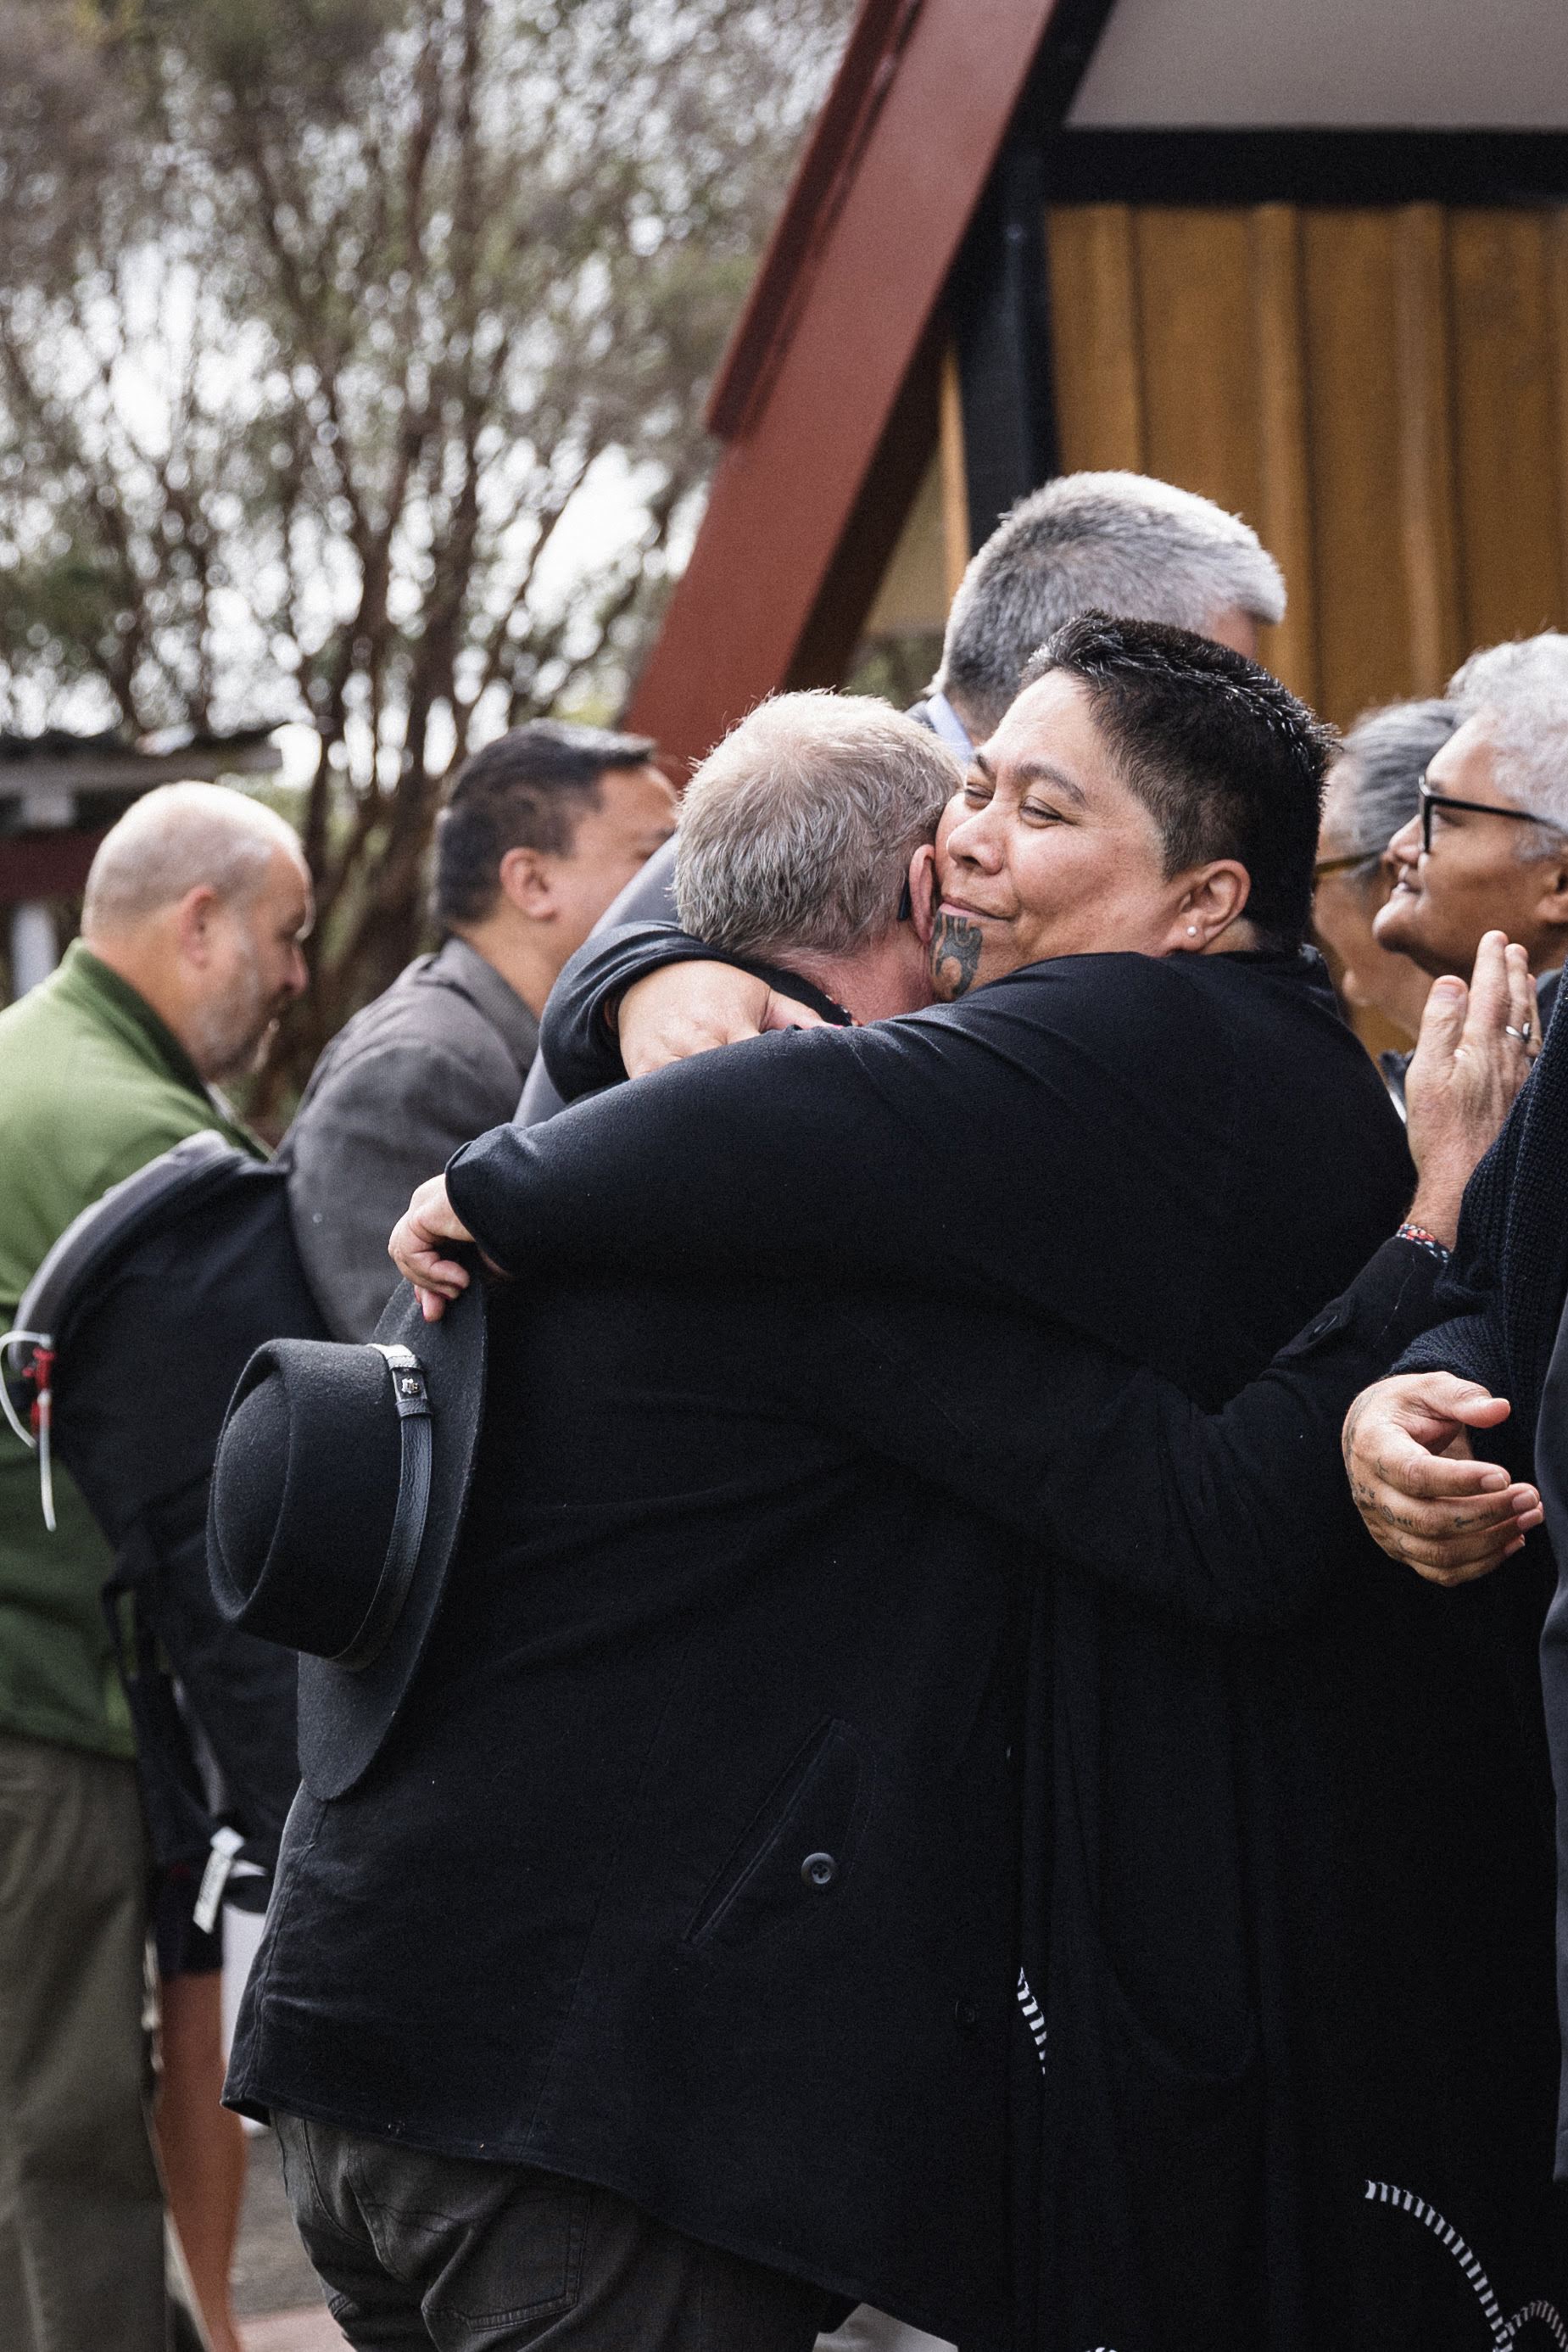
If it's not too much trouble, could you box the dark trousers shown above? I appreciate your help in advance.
[0,1731,166,2352]
[275,2114,840,2351]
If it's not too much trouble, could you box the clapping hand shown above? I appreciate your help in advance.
[1403,930,1537,1245]
[1342,930,1543,1585]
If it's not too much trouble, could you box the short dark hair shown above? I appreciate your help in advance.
[432,719,656,928]
[1021,613,1334,953]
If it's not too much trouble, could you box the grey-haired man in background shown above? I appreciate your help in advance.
[1345,630,1568,1578]
[287,719,676,1337]
[1374,639,1568,1007]
[516,467,1286,1120]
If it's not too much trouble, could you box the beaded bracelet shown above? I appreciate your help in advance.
[1395,1221,1451,1263]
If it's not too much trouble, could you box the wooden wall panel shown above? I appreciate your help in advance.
[1249,205,1318,707]
[1136,209,1261,526]
[1045,198,1568,729]
[1045,206,1145,473]
[1449,210,1565,647]
[939,344,972,603]
[1549,213,1568,614]
[1394,205,1463,694]
[1300,212,1414,723]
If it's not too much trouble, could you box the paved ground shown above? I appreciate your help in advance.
[233,2128,344,2349]
[240,2315,345,2351]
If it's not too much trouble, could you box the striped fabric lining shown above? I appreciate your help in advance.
[1364,2180,1568,2347]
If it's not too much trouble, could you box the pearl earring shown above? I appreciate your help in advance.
[1186,925,1198,937]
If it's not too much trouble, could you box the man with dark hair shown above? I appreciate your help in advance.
[286,718,674,1337]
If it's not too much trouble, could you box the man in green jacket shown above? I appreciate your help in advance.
[0,781,310,2352]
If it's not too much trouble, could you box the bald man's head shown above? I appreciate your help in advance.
[81,782,312,1081]
[82,783,304,936]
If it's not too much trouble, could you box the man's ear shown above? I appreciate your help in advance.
[175,885,221,966]
[496,844,556,920]
[907,843,939,945]
[1530,851,1568,946]
[1171,860,1253,951]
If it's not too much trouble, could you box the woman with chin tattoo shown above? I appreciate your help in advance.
[388,621,1560,2352]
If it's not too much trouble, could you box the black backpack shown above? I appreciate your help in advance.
[1,1133,329,1914]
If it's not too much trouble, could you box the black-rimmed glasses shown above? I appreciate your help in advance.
[1419,779,1555,856]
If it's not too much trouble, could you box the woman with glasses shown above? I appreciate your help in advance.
[1314,698,1458,1066]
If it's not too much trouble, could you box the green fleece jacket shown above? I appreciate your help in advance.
[0,943,262,1757]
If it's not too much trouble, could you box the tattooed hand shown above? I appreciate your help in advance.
[930,912,985,1000]
[1341,1371,1542,1585]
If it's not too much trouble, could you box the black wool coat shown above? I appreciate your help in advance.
[466,941,1565,2352]
[231,1270,1040,2342]
[231,948,1565,2349]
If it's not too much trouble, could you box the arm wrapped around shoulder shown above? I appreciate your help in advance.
[812,1237,1451,1630]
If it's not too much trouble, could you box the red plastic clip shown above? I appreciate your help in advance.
[27,1347,55,1435]
[29,1348,56,1532]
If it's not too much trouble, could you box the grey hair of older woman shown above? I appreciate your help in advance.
[1328,698,1460,883]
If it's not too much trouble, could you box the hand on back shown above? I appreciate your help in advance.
[1342,1372,1542,1584]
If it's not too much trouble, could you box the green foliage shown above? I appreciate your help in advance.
[0,0,851,1100]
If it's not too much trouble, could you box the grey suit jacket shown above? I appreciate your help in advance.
[286,938,538,1338]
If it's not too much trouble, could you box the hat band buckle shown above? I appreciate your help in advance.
[328,1344,433,1672]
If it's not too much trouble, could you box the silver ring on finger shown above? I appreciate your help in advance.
[1504,1023,1532,1042]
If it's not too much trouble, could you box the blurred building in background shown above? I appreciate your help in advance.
[0,729,281,997]
[628,0,1568,761]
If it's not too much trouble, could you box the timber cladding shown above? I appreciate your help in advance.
[1046,203,1568,725]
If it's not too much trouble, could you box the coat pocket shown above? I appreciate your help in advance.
[1075,1941,1265,2349]
[684,1718,869,1954]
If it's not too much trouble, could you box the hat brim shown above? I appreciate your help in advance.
[296,1277,487,1801]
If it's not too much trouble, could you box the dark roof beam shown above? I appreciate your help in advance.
[1032,128,1568,206]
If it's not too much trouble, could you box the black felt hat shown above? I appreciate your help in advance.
[208,1276,486,1800]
